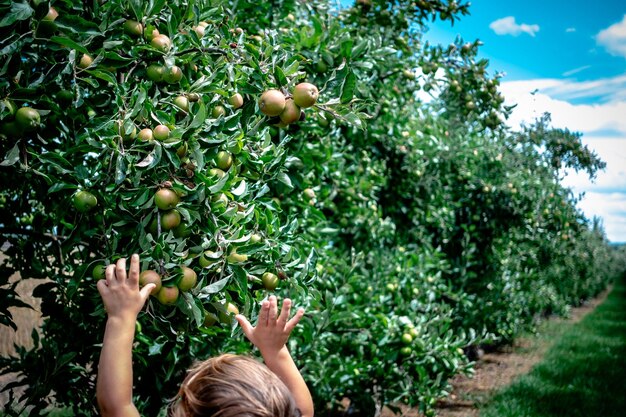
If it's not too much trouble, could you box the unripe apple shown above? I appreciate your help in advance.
[226,249,248,264]
[138,128,154,142]
[176,142,188,157]
[212,193,229,208]
[156,285,179,305]
[151,34,172,53]
[115,120,137,140]
[146,64,164,82]
[178,266,197,291]
[292,83,318,108]
[279,98,300,124]
[153,124,170,141]
[154,188,180,210]
[212,105,226,118]
[229,93,244,109]
[139,270,162,295]
[43,7,59,22]
[161,209,181,230]
[124,20,143,36]
[173,95,190,112]
[303,188,316,200]
[15,107,40,132]
[215,151,233,170]
[73,190,98,213]
[192,25,206,37]
[261,272,279,291]
[199,250,220,268]
[187,93,201,102]
[92,264,106,280]
[209,168,226,178]
[37,7,59,36]
[163,66,182,84]
[258,89,286,116]
[144,27,159,40]
[77,54,93,69]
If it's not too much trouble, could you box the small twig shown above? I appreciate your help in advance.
[173,47,227,57]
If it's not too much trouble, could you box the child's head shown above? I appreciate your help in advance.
[170,354,301,417]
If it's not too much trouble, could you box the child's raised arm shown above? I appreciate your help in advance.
[236,296,314,417]
[96,255,155,417]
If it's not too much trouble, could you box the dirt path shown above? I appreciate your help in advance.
[434,288,611,417]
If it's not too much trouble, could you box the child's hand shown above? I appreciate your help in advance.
[236,295,304,357]
[97,254,155,321]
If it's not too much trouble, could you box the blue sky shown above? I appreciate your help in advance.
[423,1,626,243]
[426,0,626,86]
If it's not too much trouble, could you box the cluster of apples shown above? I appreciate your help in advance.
[138,266,197,305]
[258,83,319,127]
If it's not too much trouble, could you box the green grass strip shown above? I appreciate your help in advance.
[479,276,626,417]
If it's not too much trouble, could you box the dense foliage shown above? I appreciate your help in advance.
[1,1,624,416]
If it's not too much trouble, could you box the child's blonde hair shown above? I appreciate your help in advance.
[170,354,301,417]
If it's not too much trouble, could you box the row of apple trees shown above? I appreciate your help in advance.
[1,1,624,416]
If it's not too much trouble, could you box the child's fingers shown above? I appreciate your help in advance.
[128,254,140,287]
[268,295,278,326]
[236,314,254,340]
[115,257,127,282]
[284,307,305,333]
[105,264,117,286]
[277,298,292,328]
[139,283,156,302]
[96,279,109,297]
[258,299,270,327]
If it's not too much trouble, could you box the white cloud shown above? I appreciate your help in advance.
[500,77,626,242]
[574,192,626,243]
[489,16,540,37]
[501,80,626,134]
[562,137,626,193]
[561,65,591,77]
[596,14,626,58]
[566,27,576,33]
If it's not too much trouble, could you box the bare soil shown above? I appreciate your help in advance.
[0,252,47,409]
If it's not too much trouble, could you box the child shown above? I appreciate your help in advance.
[96,254,314,417]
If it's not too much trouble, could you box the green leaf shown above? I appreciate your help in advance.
[283,60,300,76]
[0,2,34,28]
[48,183,77,193]
[180,292,204,326]
[231,180,247,196]
[274,66,287,87]
[115,154,127,184]
[0,143,20,166]
[276,172,293,188]
[49,36,89,55]
[147,0,168,17]
[135,146,161,169]
[340,69,357,104]
[87,70,117,85]
[188,100,206,131]
[198,276,231,296]
[208,172,229,193]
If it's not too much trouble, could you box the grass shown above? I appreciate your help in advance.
[479,276,626,417]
